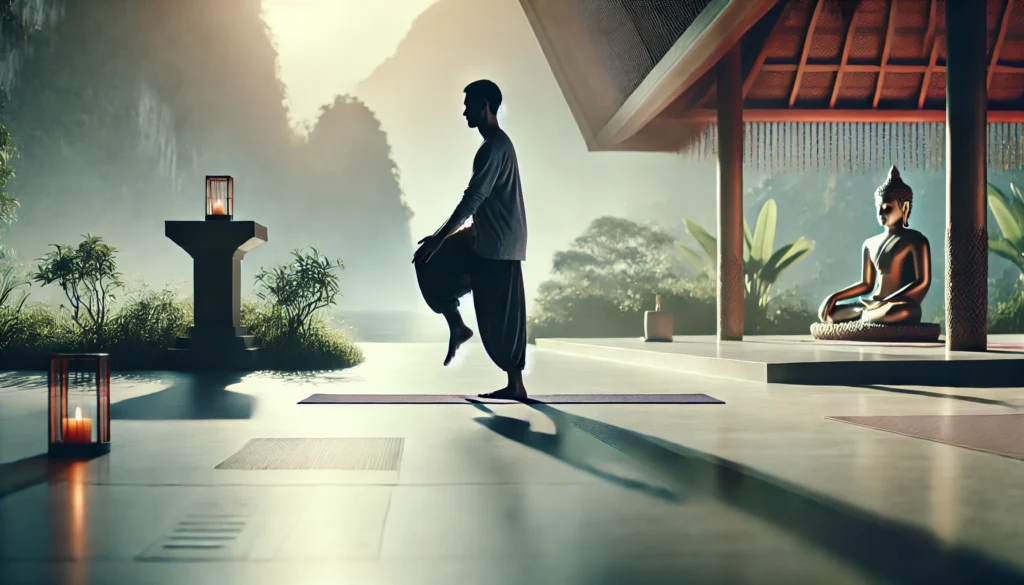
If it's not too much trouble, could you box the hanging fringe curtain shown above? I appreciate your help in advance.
[682,122,1024,175]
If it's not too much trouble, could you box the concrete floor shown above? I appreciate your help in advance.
[2,340,1024,584]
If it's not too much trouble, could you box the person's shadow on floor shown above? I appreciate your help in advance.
[471,401,681,502]
[111,372,254,420]
[472,401,1024,585]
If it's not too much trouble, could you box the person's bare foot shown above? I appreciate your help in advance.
[478,382,527,401]
[444,325,474,366]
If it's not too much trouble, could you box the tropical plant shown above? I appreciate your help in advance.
[987,182,1024,275]
[33,234,123,347]
[677,199,815,309]
[254,248,344,337]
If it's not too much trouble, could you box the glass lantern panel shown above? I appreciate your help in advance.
[64,365,98,444]
[206,177,233,217]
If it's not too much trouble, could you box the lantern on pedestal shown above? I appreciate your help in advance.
[206,175,234,221]
[48,354,111,457]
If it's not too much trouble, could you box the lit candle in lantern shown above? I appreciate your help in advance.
[212,199,226,215]
[62,406,93,444]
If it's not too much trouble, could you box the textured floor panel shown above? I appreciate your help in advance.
[137,499,258,561]
[215,438,404,470]
[298,393,724,405]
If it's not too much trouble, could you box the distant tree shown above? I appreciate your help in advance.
[33,235,122,347]
[546,216,681,312]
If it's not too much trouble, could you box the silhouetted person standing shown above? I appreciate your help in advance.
[413,80,528,400]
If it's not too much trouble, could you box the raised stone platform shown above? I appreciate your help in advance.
[810,321,941,342]
[534,335,1024,386]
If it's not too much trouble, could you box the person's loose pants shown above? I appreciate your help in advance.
[415,230,527,372]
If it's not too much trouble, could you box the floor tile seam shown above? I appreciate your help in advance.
[66,480,601,488]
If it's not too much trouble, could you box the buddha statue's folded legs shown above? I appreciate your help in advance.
[826,299,922,325]
[860,299,922,324]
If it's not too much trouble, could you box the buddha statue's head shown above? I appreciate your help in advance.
[874,165,913,229]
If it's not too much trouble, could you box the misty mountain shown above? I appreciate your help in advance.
[0,0,417,310]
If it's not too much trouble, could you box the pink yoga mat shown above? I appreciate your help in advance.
[828,414,1024,461]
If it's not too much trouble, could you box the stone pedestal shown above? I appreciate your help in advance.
[644,311,674,342]
[166,220,267,370]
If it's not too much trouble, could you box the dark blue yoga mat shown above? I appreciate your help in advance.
[299,393,724,405]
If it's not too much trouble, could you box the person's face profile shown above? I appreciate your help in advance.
[462,95,486,128]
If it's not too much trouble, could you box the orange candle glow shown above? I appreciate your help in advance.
[212,199,226,215]
[62,406,93,444]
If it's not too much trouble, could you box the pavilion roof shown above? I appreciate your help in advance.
[675,0,1024,123]
[521,0,1024,159]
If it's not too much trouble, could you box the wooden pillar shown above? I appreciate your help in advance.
[717,45,744,341]
[944,0,988,352]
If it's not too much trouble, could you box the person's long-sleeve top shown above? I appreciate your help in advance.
[447,128,527,261]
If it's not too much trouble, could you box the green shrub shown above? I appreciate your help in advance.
[241,301,362,370]
[1,304,70,368]
[0,288,193,369]
[747,296,817,335]
[109,288,192,347]
[990,287,1024,333]
[0,264,29,346]
[105,288,193,367]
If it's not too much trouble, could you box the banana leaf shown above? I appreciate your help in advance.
[751,199,777,263]
[743,218,753,264]
[1008,183,1024,228]
[758,239,814,284]
[989,237,1024,273]
[683,218,718,270]
[675,242,708,273]
[987,184,1024,250]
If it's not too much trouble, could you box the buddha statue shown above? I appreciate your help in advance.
[811,166,939,342]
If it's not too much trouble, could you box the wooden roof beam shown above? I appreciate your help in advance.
[744,1,792,98]
[989,0,1015,91]
[922,0,937,53]
[873,0,899,108]
[672,109,1024,123]
[830,0,862,108]
[789,0,825,106]
[763,63,1024,74]
[918,0,940,109]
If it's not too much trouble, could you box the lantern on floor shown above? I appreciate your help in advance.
[48,353,111,457]
[205,175,234,220]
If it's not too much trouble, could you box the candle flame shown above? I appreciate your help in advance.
[75,406,82,420]
[212,199,226,214]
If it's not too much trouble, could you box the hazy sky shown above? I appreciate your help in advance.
[262,0,439,131]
